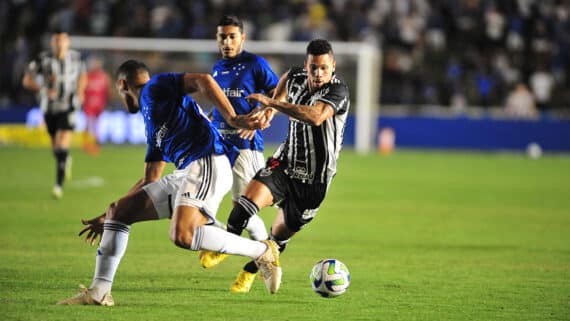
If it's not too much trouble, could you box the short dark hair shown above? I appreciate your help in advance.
[116,60,149,82]
[217,15,244,32]
[50,28,68,35]
[306,39,333,56]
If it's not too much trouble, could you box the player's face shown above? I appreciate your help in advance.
[305,53,336,91]
[51,33,69,59]
[216,25,245,59]
[116,71,150,114]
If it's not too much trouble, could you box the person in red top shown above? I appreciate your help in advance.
[83,55,111,155]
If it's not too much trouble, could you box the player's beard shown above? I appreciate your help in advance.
[125,94,139,113]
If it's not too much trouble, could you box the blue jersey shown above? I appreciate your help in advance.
[211,51,278,151]
[139,72,238,169]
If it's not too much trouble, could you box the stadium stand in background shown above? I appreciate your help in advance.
[1,0,569,114]
[1,0,569,153]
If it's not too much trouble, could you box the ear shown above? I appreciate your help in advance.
[116,78,127,92]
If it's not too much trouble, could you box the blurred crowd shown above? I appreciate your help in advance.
[1,0,569,116]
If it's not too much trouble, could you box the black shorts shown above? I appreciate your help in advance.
[253,158,328,232]
[44,112,76,138]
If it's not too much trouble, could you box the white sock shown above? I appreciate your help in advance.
[245,214,268,241]
[191,225,266,259]
[89,220,130,301]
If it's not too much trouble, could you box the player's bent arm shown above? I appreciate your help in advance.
[272,71,289,103]
[250,72,287,128]
[248,91,335,126]
[182,73,235,120]
[262,72,289,121]
[273,100,335,126]
[182,73,260,130]
[22,72,41,92]
[264,70,334,126]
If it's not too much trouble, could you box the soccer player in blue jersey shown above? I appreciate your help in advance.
[58,60,282,306]
[199,15,279,270]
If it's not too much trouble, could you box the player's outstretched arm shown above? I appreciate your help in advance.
[247,94,334,127]
[182,73,261,130]
[247,69,335,126]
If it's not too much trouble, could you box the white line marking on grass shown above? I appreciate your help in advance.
[69,176,105,189]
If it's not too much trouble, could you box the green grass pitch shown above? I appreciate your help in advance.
[1,146,569,321]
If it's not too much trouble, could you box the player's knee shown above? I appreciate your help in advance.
[105,201,120,220]
[106,201,131,222]
[170,227,194,249]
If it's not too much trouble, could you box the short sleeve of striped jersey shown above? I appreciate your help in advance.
[317,82,350,115]
[27,52,48,74]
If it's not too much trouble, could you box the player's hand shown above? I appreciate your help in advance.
[259,108,275,129]
[246,93,274,107]
[231,114,261,130]
[231,106,267,130]
[47,89,58,100]
[78,214,105,246]
[237,129,257,140]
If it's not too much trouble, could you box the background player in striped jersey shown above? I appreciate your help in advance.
[207,39,351,293]
[22,30,87,199]
[57,60,282,306]
[199,15,279,269]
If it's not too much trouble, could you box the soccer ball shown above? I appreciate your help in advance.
[309,259,350,298]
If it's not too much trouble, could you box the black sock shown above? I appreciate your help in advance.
[243,261,258,273]
[53,149,68,187]
[227,196,259,235]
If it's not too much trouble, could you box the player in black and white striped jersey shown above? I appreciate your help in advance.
[209,39,351,293]
[269,65,349,185]
[22,30,87,199]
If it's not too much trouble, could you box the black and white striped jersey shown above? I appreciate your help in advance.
[27,50,86,114]
[273,67,350,184]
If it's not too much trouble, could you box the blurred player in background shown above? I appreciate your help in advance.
[22,30,87,199]
[199,15,279,269]
[82,55,111,155]
[205,39,350,293]
[57,60,282,306]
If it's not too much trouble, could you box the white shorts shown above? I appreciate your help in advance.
[231,149,265,201]
[143,154,233,221]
